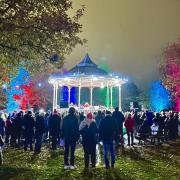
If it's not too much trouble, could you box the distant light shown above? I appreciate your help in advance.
[16,85,19,89]
[38,83,42,87]
[100,82,105,88]
[39,109,44,113]
[93,77,98,81]
[2,84,7,89]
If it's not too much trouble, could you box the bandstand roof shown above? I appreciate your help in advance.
[49,54,127,88]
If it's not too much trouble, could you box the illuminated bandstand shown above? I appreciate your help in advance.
[49,54,127,111]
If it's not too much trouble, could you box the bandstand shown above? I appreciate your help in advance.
[49,54,127,111]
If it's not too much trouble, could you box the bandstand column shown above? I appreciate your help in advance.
[106,86,110,108]
[118,85,122,111]
[90,87,93,107]
[68,86,71,107]
[78,85,81,107]
[53,84,56,111]
[110,86,113,108]
[55,84,58,110]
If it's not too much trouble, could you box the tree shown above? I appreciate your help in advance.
[0,0,86,81]
[159,40,180,111]
[149,81,172,112]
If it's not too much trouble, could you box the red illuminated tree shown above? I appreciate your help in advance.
[159,40,180,111]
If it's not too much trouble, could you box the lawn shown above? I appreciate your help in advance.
[0,141,180,180]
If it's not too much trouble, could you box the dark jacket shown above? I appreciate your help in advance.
[95,112,104,128]
[23,113,35,137]
[80,121,98,146]
[62,113,79,141]
[112,110,125,131]
[12,114,23,136]
[138,120,151,135]
[0,118,5,136]
[48,113,61,137]
[35,115,45,137]
[99,115,117,141]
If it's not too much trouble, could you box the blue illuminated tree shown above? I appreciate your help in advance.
[150,81,172,112]
[5,68,31,112]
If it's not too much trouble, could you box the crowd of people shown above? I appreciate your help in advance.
[0,107,179,169]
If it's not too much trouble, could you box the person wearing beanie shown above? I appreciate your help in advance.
[62,107,79,170]
[79,112,98,168]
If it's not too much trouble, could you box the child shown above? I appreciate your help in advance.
[0,135,4,165]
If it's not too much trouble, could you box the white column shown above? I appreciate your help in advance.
[55,84,58,109]
[119,85,122,111]
[68,86,71,107]
[53,84,56,111]
[110,86,113,107]
[78,85,81,107]
[90,87,93,107]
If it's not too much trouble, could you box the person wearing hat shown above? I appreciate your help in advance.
[62,107,79,169]
[79,112,98,168]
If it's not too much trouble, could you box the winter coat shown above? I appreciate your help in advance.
[35,115,45,137]
[5,119,12,135]
[62,113,79,141]
[138,120,151,134]
[95,112,105,128]
[48,114,61,138]
[124,117,134,132]
[23,114,35,137]
[12,115,23,136]
[112,110,125,131]
[0,118,5,136]
[99,115,117,141]
[79,120,98,146]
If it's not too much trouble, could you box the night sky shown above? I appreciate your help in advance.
[65,0,180,89]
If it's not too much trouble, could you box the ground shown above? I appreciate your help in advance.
[0,141,180,180]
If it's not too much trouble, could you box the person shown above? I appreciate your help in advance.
[79,112,85,124]
[34,112,45,153]
[124,113,134,146]
[23,111,35,151]
[133,111,142,136]
[48,110,61,150]
[62,107,79,170]
[79,113,98,168]
[44,111,50,142]
[95,111,104,128]
[0,114,5,138]
[99,111,117,169]
[167,112,178,140]
[0,135,4,165]
[112,107,125,146]
[5,116,12,144]
[11,112,23,146]
[153,113,165,140]
[138,116,151,143]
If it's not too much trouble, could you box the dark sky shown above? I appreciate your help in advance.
[65,0,180,89]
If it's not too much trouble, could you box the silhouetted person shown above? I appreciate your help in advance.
[62,107,79,169]
[48,110,61,150]
[112,107,125,146]
[99,111,117,169]
[79,113,98,168]
[23,111,35,151]
[34,112,45,153]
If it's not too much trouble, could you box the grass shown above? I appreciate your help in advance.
[0,141,180,180]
